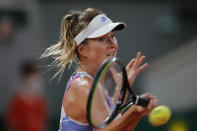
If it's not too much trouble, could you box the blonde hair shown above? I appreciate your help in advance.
[41,8,103,77]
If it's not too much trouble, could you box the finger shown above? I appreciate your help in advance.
[149,101,158,111]
[148,96,159,110]
[140,93,151,98]
[141,93,156,101]
[134,55,146,69]
[135,63,149,75]
[133,52,141,69]
[126,58,135,70]
[139,55,146,65]
[152,99,159,107]
[110,67,118,80]
[152,96,159,106]
[147,99,154,110]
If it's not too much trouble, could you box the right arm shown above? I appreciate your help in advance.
[95,93,158,131]
[66,77,158,131]
[95,105,143,131]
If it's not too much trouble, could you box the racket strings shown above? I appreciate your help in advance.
[88,59,128,127]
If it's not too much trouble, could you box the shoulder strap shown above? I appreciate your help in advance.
[65,71,93,91]
[75,71,94,80]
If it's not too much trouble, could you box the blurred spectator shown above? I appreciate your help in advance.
[6,61,48,131]
[0,15,18,131]
[0,16,14,46]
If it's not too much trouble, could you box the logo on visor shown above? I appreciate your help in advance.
[101,16,107,22]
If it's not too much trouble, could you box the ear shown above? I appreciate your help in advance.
[76,45,88,58]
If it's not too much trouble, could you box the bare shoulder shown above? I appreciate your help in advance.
[64,75,93,123]
[65,75,93,103]
[70,75,93,95]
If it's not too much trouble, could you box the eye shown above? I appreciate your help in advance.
[98,37,106,42]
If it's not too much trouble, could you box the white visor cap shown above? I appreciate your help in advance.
[74,14,126,45]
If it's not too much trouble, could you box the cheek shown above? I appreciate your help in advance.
[95,47,107,58]
[90,45,107,62]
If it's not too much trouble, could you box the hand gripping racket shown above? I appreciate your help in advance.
[86,57,149,128]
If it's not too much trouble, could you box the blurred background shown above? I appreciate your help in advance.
[0,0,197,131]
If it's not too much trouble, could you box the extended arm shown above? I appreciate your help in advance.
[95,93,158,131]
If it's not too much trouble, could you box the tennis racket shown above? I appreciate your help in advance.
[86,57,149,129]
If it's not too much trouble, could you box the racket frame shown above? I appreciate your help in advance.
[87,57,136,128]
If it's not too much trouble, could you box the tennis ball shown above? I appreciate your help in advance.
[149,105,171,126]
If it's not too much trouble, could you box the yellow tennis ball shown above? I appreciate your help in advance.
[149,105,171,126]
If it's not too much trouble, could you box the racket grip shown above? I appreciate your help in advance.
[136,96,149,107]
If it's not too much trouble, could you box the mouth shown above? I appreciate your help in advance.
[106,53,115,57]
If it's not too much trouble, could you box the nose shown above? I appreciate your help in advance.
[107,37,118,49]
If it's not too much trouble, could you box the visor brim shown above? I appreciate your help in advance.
[87,22,126,38]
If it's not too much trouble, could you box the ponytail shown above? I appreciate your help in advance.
[41,8,103,78]
[41,14,78,77]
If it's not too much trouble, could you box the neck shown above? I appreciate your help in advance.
[77,60,99,78]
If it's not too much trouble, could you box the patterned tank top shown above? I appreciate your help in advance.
[59,72,94,131]
[59,71,120,131]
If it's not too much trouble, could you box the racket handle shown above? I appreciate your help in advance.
[136,95,150,107]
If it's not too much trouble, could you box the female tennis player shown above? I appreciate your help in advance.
[42,8,158,131]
